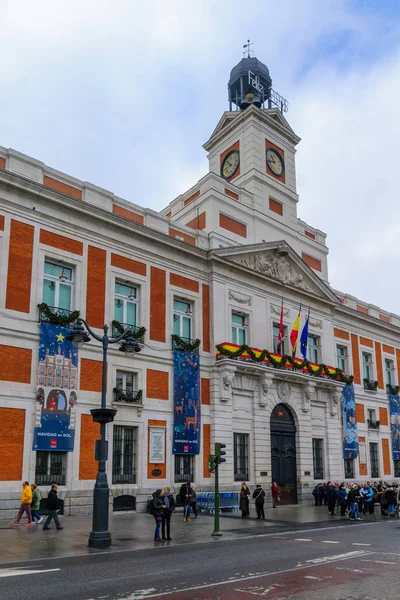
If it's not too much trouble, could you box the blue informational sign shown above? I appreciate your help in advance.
[33,323,78,452]
[173,351,201,455]
[342,384,358,459]
[389,394,400,461]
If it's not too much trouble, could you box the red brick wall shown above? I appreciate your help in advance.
[111,253,146,276]
[6,220,34,313]
[269,197,283,216]
[80,358,103,392]
[375,341,384,389]
[147,369,169,400]
[0,215,4,230]
[334,328,350,341]
[203,423,211,478]
[202,284,210,353]
[383,344,394,354]
[168,228,196,246]
[379,314,390,323]
[304,230,316,240]
[219,213,247,238]
[43,176,82,200]
[379,407,389,426]
[0,408,25,480]
[185,212,206,231]
[112,204,144,225]
[360,337,373,348]
[224,188,239,200]
[79,414,99,480]
[201,378,210,405]
[356,403,365,423]
[357,305,369,315]
[382,439,391,476]
[0,157,5,169]
[0,345,31,383]
[351,334,361,384]
[86,246,106,328]
[302,253,322,272]
[170,273,199,293]
[150,267,166,342]
[184,190,200,206]
[40,229,83,255]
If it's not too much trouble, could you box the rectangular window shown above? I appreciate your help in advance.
[312,439,324,479]
[173,299,192,339]
[35,451,67,486]
[114,282,138,326]
[112,425,137,484]
[344,459,355,479]
[394,461,400,478]
[367,408,377,424]
[273,323,287,355]
[307,335,320,363]
[115,370,138,402]
[232,313,247,346]
[336,345,347,371]
[362,352,373,381]
[369,442,379,478]
[385,358,394,386]
[43,261,73,312]
[234,433,249,481]
[174,454,194,483]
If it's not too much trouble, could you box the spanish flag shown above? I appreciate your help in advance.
[290,306,301,357]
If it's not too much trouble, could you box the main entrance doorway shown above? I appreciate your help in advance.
[270,403,297,505]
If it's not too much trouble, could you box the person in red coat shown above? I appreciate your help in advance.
[271,480,280,508]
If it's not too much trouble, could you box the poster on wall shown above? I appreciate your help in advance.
[32,323,78,452]
[173,351,201,455]
[342,384,358,459]
[149,428,165,463]
[389,393,400,461]
[359,442,367,465]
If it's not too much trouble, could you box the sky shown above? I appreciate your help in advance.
[2,0,400,312]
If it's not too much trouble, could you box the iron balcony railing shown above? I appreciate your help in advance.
[112,471,137,485]
[367,419,380,430]
[363,378,379,391]
[39,305,74,323]
[172,335,200,354]
[35,469,66,487]
[112,322,145,344]
[113,388,143,405]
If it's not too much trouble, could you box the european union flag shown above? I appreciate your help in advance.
[300,317,309,360]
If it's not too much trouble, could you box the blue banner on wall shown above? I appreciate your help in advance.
[33,323,78,452]
[389,394,400,461]
[342,384,358,459]
[173,350,201,455]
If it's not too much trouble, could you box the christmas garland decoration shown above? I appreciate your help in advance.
[38,303,80,327]
[367,419,380,429]
[172,334,201,352]
[363,378,379,391]
[386,384,400,395]
[112,320,146,340]
[216,343,354,384]
[113,388,143,404]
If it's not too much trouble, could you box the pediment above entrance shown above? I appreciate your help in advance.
[213,241,339,304]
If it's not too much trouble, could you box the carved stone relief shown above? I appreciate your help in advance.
[309,318,322,330]
[221,366,236,403]
[303,382,316,412]
[259,373,274,407]
[270,304,290,317]
[330,388,342,417]
[277,381,291,402]
[228,290,252,306]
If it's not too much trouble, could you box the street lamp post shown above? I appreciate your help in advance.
[67,318,141,549]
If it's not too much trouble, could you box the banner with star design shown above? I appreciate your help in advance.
[342,384,358,459]
[389,393,400,461]
[32,323,78,452]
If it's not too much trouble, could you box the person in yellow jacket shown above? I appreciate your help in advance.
[12,481,32,526]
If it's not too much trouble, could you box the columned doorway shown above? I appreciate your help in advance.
[270,403,297,505]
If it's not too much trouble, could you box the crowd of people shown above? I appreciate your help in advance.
[11,480,63,530]
[312,480,400,519]
[149,481,197,542]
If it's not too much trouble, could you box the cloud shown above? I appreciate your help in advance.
[1,0,400,311]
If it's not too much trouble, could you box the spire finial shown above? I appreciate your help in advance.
[243,39,254,58]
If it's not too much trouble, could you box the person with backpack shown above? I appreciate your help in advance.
[31,484,42,524]
[161,486,175,541]
[252,485,265,519]
[150,489,165,542]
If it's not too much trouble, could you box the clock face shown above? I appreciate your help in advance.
[221,150,240,179]
[266,148,284,177]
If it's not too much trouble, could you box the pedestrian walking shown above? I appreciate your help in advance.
[149,489,165,542]
[271,480,280,508]
[338,483,348,516]
[31,484,42,524]
[327,481,337,515]
[239,482,250,518]
[161,486,175,541]
[43,484,63,530]
[11,481,32,527]
[348,484,362,521]
[252,484,265,519]
[385,485,396,516]
[190,488,198,518]
[312,484,320,506]
[362,483,375,516]
[180,481,194,522]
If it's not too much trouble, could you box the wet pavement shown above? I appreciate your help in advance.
[0,504,385,565]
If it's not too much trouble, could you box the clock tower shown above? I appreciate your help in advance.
[161,49,329,282]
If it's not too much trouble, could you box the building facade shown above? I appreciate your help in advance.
[1,55,400,517]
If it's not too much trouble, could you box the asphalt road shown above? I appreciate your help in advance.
[1,519,400,600]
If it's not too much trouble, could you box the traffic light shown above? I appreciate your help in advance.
[208,454,217,473]
[215,442,226,464]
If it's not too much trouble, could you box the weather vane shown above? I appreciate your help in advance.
[243,39,254,58]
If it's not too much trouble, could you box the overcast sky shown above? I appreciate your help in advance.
[2,1,400,313]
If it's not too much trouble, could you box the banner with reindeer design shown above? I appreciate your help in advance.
[173,350,201,455]
[32,322,78,452]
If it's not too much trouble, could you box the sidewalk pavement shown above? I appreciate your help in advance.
[0,505,384,565]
